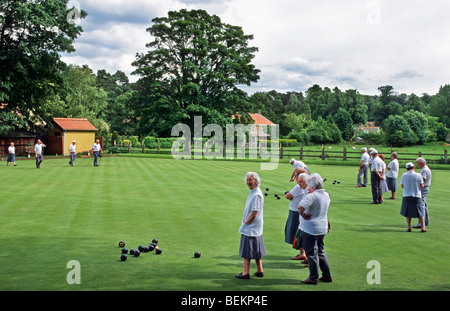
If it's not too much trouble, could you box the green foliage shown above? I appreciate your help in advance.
[383,115,418,147]
[334,108,354,141]
[132,9,260,137]
[0,0,87,130]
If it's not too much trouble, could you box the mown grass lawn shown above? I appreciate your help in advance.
[0,156,448,291]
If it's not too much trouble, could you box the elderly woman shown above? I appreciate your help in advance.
[386,152,399,199]
[297,173,332,285]
[285,167,309,260]
[400,162,425,232]
[236,172,265,279]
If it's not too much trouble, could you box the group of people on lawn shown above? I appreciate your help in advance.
[5,139,103,168]
[237,151,431,285]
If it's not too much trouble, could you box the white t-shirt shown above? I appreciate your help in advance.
[298,189,330,236]
[293,160,307,172]
[361,152,370,165]
[34,144,44,155]
[288,184,307,212]
[239,187,264,237]
[8,146,15,154]
[92,143,101,152]
[401,170,423,198]
[386,159,399,179]
[69,144,76,153]
[420,165,432,187]
[371,156,383,172]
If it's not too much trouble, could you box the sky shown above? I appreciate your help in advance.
[61,0,450,96]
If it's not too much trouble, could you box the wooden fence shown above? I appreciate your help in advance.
[280,146,449,164]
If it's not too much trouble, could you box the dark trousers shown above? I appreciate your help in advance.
[302,231,331,281]
[69,152,76,165]
[93,151,99,166]
[36,154,43,168]
[371,171,382,204]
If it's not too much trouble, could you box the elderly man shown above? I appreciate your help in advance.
[289,158,310,182]
[370,149,384,204]
[285,167,309,260]
[69,140,76,167]
[7,142,17,166]
[400,162,425,232]
[91,139,103,167]
[34,139,46,169]
[236,172,265,279]
[413,157,432,228]
[297,173,332,285]
[356,147,370,187]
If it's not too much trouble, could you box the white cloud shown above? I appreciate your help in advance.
[63,0,450,95]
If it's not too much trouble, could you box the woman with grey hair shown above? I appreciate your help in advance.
[236,172,265,279]
[400,162,426,232]
[386,152,399,199]
[297,173,332,284]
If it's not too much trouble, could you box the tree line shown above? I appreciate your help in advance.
[1,3,449,147]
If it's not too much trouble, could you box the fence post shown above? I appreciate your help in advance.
[300,147,303,160]
[445,149,448,164]
[128,141,131,153]
[321,146,325,161]
[142,142,145,154]
[343,147,347,161]
[157,144,160,154]
[280,144,283,160]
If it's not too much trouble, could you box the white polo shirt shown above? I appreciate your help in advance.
[92,143,101,152]
[298,189,330,236]
[420,165,432,187]
[239,186,264,237]
[34,144,44,155]
[371,156,384,172]
[288,184,307,212]
[361,152,370,165]
[8,146,15,154]
[401,170,424,198]
[293,160,307,172]
[69,144,76,153]
[386,159,399,179]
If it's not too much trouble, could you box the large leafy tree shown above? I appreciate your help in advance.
[0,0,86,131]
[132,9,260,136]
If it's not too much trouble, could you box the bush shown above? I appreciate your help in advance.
[143,136,157,148]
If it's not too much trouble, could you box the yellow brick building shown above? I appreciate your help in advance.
[47,118,97,155]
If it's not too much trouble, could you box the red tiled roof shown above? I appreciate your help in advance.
[248,113,275,125]
[53,118,97,131]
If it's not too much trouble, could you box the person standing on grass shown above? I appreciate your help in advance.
[34,139,46,169]
[7,142,17,166]
[356,147,370,187]
[386,152,399,199]
[285,167,309,261]
[297,173,332,285]
[91,139,103,167]
[400,162,426,232]
[69,141,76,167]
[236,172,265,279]
[370,149,383,204]
[413,157,432,228]
[379,154,389,202]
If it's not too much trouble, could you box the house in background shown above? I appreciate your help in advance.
[46,118,97,155]
[247,113,275,147]
[355,121,380,134]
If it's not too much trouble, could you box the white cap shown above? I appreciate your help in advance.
[406,162,414,169]
[361,147,367,151]
[72,140,76,143]
[290,158,295,164]
[370,149,378,154]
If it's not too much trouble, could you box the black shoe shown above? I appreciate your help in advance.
[253,272,264,278]
[235,273,250,279]
[319,276,332,283]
